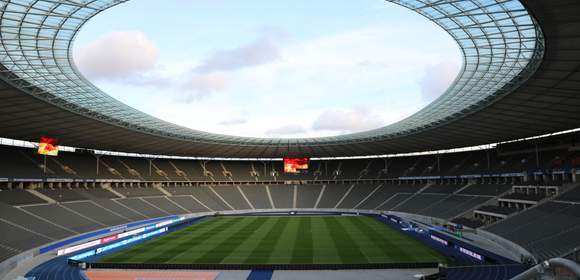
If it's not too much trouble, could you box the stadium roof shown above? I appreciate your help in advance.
[0,0,579,158]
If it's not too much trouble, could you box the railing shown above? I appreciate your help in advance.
[510,258,580,280]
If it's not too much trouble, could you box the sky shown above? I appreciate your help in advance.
[73,0,461,138]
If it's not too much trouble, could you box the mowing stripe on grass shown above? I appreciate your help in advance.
[128,217,243,264]
[324,217,368,264]
[344,216,414,262]
[349,217,445,263]
[107,218,223,260]
[268,217,301,263]
[367,217,445,262]
[166,217,253,264]
[291,217,313,264]
[244,217,291,264]
[311,216,341,264]
[192,217,268,264]
[99,218,222,262]
[107,218,229,263]
[220,217,279,264]
[96,216,446,266]
[100,219,223,263]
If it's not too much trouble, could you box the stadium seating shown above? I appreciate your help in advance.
[22,204,104,233]
[167,195,210,213]
[555,186,580,202]
[316,184,352,208]
[91,199,149,221]
[476,205,520,216]
[238,185,272,209]
[336,184,380,209]
[0,189,46,205]
[393,193,449,213]
[79,188,121,199]
[457,184,512,196]
[451,217,485,228]
[0,182,497,262]
[115,198,171,218]
[211,185,252,210]
[422,184,465,194]
[419,195,491,219]
[36,188,87,202]
[0,180,578,264]
[1,134,580,265]
[62,201,131,225]
[357,183,423,209]
[190,187,231,211]
[485,201,580,259]
[0,219,52,253]
[268,185,293,208]
[378,193,414,211]
[0,203,73,240]
[296,184,323,208]
[223,162,254,181]
[501,193,546,202]
[0,135,577,184]
[142,197,189,215]
[445,264,525,280]
[116,186,164,198]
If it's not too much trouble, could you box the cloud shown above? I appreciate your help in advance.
[266,124,307,136]
[75,30,286,103]
[218,118,248,126]
[194,33,284,73]
[77,20,460,137]
[74,31,159,80]
[122,70,228,102]
[166,32,285,102]
[419,62,461,101]
[312,107,385,133]
[177,73,228,101]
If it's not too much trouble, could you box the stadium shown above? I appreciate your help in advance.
[0,0,580,279]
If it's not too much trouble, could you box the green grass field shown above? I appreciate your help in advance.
[97,216,447,265]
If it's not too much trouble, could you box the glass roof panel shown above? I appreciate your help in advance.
[0,0,544,146]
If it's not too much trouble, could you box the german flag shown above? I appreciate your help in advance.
[38,137,59,156]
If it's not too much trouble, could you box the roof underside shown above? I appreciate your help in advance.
[0,0,579,158]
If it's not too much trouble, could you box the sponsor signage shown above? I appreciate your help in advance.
[459,247,484,261]
[117,227,147,239]
[57,217,184,256]
[430,235,449,246]
[57,239,101,256]
[70,227,168,261]
[101,235,118,243]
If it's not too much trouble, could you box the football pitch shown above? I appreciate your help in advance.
[97,215,447,265]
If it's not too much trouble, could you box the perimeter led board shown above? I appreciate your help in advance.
[283,158,309,173]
